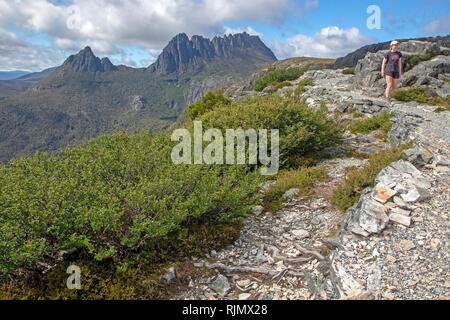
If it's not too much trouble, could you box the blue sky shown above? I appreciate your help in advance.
[0,0,449,71]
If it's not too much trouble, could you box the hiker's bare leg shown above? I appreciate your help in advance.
[392,78,399,91]
[385,75,394,99]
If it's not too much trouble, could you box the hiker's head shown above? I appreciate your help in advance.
[390,40,399,51]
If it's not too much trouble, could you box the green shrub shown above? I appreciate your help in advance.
[294,78,314,95]
[188,89,231,120]
[343,67,355,75]
[264,166,327,213]
[254,67,309,92]
[391,87,428,103]
[194,95,344,169]
[392,87,450,110]
[0,132,262,276]
[407,55,421,68]
[350,112,392,135]
[331,144,410,211]
[271,81,293,91]
[408,53,437,68]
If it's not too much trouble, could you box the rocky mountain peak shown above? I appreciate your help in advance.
[61,46,118,73]
[147,32,277,75]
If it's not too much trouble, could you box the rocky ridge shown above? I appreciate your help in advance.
[148,32,277,75]
[161,39,450,300]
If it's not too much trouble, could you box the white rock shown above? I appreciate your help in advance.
[332,262,364,296]
[291,229,311,239]
[251,205,264,215]
[390,207,411,216]
[239,293,251,300]
[366,267,381,292]
[358,198,390,234]
[401,186,431,203]
[389,212,412,227]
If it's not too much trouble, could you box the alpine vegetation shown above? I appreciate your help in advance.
[171,121,279,175]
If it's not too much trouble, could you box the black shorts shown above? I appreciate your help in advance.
[385,71,400,79]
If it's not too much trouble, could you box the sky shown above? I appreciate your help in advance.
[0,0,449,72]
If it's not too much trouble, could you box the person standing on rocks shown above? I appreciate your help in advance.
[381,40,402,103]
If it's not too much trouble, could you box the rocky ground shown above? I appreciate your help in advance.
[163,42,450,300]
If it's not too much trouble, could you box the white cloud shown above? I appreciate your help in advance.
[0,28,67,71]
[269,26,375,59]
[0,0,298,55]
[424,12,450,35]
[0,0,323,70]
[223,26,264,39]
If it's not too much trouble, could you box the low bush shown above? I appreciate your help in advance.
[194,94,344,169]
[272,81,293,91]
[342,67,355,75]
[407,52,438,68]
[350,111,392,135]
[294,78,314,95]
[254,66,309,92]
[392,87,450,110]
[188,89,231,120]
[264,166,327,213]
[0,132,262,276]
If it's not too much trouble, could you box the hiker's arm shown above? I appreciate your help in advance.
[398,58,402,77]
[381,58,386,77]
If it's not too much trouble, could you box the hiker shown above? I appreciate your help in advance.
[381,40,402,103]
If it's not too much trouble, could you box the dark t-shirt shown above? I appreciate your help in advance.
[384,51,402,73]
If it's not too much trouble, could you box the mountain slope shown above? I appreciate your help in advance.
[0,67,57,97]
[0,32,277,163]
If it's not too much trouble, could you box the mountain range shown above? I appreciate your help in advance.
[0,32,277,163]
[0,71,30,81]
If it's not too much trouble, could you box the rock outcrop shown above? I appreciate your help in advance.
[61,46,118,73]
[147,32,277,75]
[331,35,450,69]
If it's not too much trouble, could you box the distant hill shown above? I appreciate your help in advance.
[0,70,30,80]
[0,67,57,97]
[0,32,277,163]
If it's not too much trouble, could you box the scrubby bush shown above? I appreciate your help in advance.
[407,55,421,68]
[264,166,327,213]
[272,81,293,91]
[254,66,309,92]
[193,94,344,169]
[342,67,355,75]
[407,52,438,68]
[294,78,314,95]
[188,89,231,120]
[350,111,392,135]
[0,132,262,276]
[392,87,450,110]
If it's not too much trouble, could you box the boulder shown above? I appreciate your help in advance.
[209,274,231,296]
[163,267,176,282]
[283,188,299,201]
[401,55,450,83]
[398,40,441,55]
